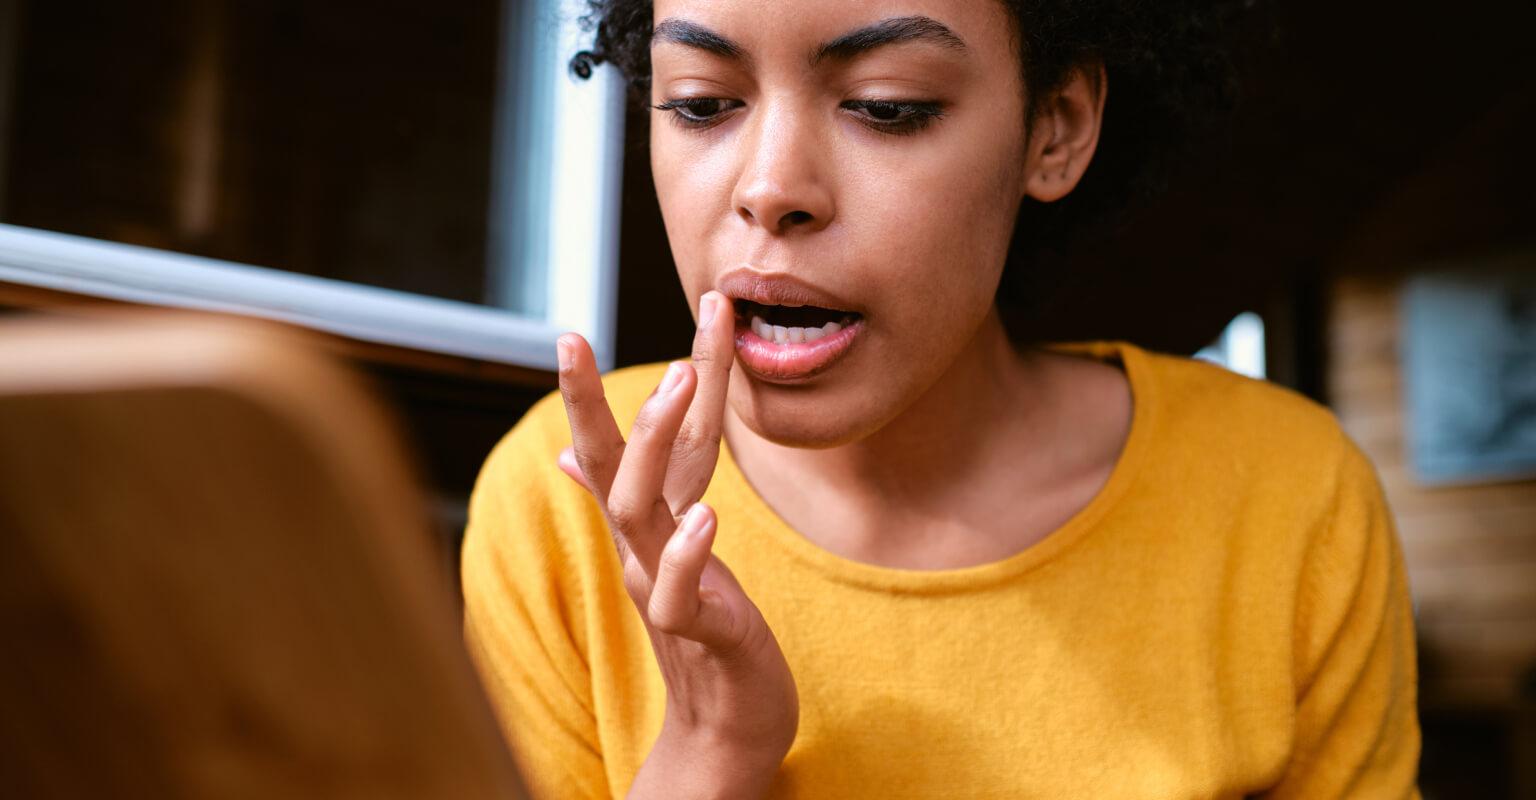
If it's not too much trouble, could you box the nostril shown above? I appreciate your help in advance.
[782,210,813,227]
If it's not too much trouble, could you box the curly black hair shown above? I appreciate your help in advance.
[569,1,1263,322]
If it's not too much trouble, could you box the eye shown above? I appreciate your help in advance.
[652,97,742,130]
[651,96,947,137]
[841,99,946,136]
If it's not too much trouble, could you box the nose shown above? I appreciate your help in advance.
[731,99,835,235]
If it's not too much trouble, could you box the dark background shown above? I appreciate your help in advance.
[2,0,1534,795]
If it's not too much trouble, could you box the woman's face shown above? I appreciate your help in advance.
[650,0,1032,447]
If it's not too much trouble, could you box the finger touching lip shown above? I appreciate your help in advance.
[714,267,866,382]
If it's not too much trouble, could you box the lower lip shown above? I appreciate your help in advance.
[733,318,863,382]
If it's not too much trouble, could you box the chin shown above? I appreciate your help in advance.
[727,374,893,450]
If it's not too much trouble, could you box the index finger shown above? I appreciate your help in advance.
[556,333,625,503]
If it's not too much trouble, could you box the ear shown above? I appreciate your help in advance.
[1022,62,1107,203]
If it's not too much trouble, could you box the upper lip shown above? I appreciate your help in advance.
[716,267,862,314]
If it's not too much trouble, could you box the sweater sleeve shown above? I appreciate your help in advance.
[461,396,614,800]
[1262,434,1422,798]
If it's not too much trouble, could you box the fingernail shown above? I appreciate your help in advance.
[699,293,716,328]
[659,361,685,393]
[681,503,712,538]
[556,337,572,372]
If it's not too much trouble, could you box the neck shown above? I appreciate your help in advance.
[725,308,1056,513]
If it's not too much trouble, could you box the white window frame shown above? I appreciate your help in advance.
[0,0,625,372]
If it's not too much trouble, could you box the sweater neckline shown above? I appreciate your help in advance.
[714,339,1159,595]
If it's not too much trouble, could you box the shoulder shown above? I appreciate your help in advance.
[1136,345,1357,478]
[1129,347,1404,637]
[1142,347,1342,448]
[1122,344,1387,550]
[1140,346,1401,583]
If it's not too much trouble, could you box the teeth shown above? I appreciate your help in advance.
[752,316,852,345]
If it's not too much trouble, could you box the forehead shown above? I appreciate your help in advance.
[649,0,1018,69]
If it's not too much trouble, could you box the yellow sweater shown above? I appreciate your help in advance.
[461,340,1421,799]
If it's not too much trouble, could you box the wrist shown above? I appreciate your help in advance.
[665,713,790,769]
[627,717,786,800]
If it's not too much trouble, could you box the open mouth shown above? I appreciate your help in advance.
[729,298,865,381]
[732,299,862,346]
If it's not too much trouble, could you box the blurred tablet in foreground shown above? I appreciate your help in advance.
[0,309,529,799]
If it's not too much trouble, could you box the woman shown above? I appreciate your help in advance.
[461,1,1422,797]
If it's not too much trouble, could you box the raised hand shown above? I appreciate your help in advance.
[557,290,735,518]
[554,291,798,798]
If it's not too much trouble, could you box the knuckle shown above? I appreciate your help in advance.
[559,385,588,410]
[608,494,670,539]
[710,616,760,667]
[628,405,667,441]
[574,451,604,479]
[673,422,719,461]
[647,595,685,635]
[563,382,607,407]
[606,499,641,532]
[690,337,717,364]
[672,420,700,452]
[573,440,621,479]
[659,540,692,578]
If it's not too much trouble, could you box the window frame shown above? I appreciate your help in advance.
[0,0,625,372]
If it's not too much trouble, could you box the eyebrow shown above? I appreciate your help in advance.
[650,15,969,69]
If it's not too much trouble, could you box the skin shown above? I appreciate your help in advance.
[555,0,1130,795]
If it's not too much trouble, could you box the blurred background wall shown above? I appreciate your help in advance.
[0,0,1532,795]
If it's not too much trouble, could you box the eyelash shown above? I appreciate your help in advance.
[650,97,946,137]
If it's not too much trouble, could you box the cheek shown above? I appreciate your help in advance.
[849,132,1023,332]
[650,129,730,298]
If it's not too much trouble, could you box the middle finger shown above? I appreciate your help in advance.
[605,360,698,577]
